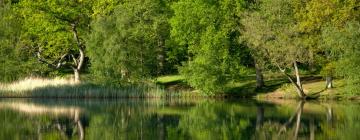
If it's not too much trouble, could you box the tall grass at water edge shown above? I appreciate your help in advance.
[0,77,203,98]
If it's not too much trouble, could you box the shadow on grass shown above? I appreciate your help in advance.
[225,76,324,98]
[156,80,194,93]
[306,89,326,99]
[156,75,292,98]
[225,78,289,98]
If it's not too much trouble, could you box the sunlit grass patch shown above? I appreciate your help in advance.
[156,75,184,84]
[0,77,76,93]
[0,77,206,98]
[257,79,347,99]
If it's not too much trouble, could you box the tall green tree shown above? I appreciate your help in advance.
[322,22,360,95]
[17,0,93,82]
[171,0,249,94]
[292,0,360,89]
[0,0,44,82]
[241,0,313,98]
[87,0,172,84]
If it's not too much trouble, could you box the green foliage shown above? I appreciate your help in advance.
[87,0,172,84]
[16,0,93,78]
[91,0,121,17]
[241,0,315,98]
[1,0,360,96]
[242,0,317,73]
[322,21,360,95]
[0,1,47,82]
[319,62,335,77]
[18,0,92,53]
[294,0,360,33]
[171,0,249,94]
[293,0,360,77]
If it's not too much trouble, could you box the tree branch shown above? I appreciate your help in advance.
[37,51,68,69]
[71,23,85,70]
[274,63,300,89]
[70,54,78,66]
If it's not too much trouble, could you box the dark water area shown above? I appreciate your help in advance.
[0,98,359,140]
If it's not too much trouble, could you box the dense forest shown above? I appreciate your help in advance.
[1,0,360,98]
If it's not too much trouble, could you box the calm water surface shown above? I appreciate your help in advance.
[0,99,359,140]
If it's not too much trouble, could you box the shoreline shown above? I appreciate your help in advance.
[0,93,359,100]
[1,76,359,100]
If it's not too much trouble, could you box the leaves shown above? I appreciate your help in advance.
[171,0,249,94]
[87,0,172,84]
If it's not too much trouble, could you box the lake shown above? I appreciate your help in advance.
[0,99,358,140]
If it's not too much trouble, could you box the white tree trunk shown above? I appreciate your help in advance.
[276,62,306,98]
[71,23,85,83]
[326,76,333,89]
[73,68,80,83]
[293,61,306,98]
[294,62,302,89]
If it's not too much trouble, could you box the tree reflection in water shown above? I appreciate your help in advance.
[0,100,86,140]
[0,99,359,140]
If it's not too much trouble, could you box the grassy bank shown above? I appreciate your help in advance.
[156,74,360,100]
[1,75,359,99]
[255,79,355,100]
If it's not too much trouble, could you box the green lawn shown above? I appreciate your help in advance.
[155,74,355,100]
[156,75,184,84]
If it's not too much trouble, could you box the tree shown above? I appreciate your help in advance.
[292,0,360,89]
[17,0,93,83]
[87,0,172,84]
[171,0,249,94]
[0,0,45,82]
[241,0,312,98]
[240,7,270,89]
[322,22,360,95]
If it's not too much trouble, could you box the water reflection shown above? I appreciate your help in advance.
[0,100,85,140]
[0,99,359,140]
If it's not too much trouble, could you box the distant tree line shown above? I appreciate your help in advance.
[0,0,359,97]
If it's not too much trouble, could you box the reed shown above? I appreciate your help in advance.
[0,77,76,92]
[0,77,204,98]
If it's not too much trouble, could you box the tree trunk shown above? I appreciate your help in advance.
[157,38,165,75]
[293,61,306,98]
[326,76,333,89]
[71,23,85,83]
[77,47,85,71]
[309,50,316,73]
[73,68,80,83]
[276,62,306,98]
[255,61,265,89]
[294,62,302,90]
